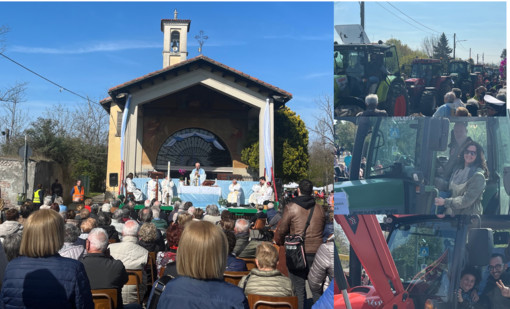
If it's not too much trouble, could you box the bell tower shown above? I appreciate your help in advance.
[161,10,191,68]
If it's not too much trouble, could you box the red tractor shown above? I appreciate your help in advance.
[405,59,452,116]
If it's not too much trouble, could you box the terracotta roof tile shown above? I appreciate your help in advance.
[108,55,292,99]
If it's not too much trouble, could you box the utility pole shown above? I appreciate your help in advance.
[482,53,484,64]
[453,33,456,59]
[477,54,479,64]
[360,1,365,30]
[469,48,471,59]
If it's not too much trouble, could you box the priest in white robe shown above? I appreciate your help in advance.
[227,179,242,206]
[161,176,175,205]
[189,162,206,186]
[125,173,143,202]
[147,178,162,202]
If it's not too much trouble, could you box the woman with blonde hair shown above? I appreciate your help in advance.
[155,220,248,308]
[0,209,94,308]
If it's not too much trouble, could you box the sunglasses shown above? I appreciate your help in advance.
[464,150,477,156]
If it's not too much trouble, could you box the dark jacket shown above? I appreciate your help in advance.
[266,208,277,223]
[274,195,325,254]
[0,255,94,309]
[226,254,247,272]
[156,276,249,309]
[80,253,128,309]
[233,233,260,258]
[99,225,120,243]
[481,271,510,309]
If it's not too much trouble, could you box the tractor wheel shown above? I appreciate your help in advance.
[386,84,409,116]
[420,91,437,116]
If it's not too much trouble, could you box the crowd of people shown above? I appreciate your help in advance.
[0,179,334,309]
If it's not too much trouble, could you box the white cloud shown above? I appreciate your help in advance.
[10,40,161,54]
[303,72,330,80]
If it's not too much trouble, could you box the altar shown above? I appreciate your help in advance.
[130,178,258,207]
[178,185,222,207]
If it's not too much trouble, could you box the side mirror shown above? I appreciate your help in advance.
[503,167,510,195]
[427,118,450,151]
[467,228,494,266]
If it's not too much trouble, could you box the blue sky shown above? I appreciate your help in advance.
[0,2,333,139]
[334,1,506,65]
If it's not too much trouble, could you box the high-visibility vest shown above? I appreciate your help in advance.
[72,186,84,202]
[33,189,42,204]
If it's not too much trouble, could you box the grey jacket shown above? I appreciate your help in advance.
[238,268,293,297]
[0,221,23,239]
[444,167,486,215]
[307,240,334,300]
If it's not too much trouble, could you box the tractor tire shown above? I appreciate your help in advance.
[386,83,409,116]
[420,91,436,116]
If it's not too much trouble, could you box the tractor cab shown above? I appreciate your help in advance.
[448,61,476,99]
[405,59,452,115]
[384,215,510,309]
[335,116,510,214]
[334,27,409,117]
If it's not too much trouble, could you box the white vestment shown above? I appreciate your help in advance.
[189,168,206,186]
[126,178,143,201]
[147,179,162,202]
[249,184,262,205]
[161,178,175,205]
[227,183,242,205]
[258,184,273,205]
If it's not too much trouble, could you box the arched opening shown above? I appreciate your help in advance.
[156,128,232,168]
[171,31,180,52]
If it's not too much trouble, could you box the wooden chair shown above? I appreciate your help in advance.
[224,270,250,286]
[91,289,118,309]
[252,218,267,230]
[240,258,257,271]
[147,252,156,286]
[126,269,143,304]
[108,239,117,244]
[247,294,298,309]
[158,266,166,279]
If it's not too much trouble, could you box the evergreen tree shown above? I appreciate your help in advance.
[241,106,309,183]
[501,48,506,60]
[433,33,452,71]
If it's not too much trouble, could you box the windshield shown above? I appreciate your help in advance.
[388,219,458,302]
[449,62,468,74]
[383,46,399,75]
[361,117,419,179]
[334,48,365,77]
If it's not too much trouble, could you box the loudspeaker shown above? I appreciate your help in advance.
[109,173,118,187]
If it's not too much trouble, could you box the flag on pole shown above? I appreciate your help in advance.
[263,99,272,181]
[119,94,132,195]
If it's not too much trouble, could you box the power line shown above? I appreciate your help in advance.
[0,52,100,105]
[375,2,435,36]
[386,2,440,34]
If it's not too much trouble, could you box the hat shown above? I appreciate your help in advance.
[484,95,505,106]
[101,203,112,213]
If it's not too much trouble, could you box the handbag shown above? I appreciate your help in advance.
[284,206,315,271]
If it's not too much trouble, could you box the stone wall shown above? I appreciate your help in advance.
[0,157,72,208]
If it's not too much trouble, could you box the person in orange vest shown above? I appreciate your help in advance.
[70,180,85,203]
[33,184,44,208]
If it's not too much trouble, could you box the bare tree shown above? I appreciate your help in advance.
[72,98,109,146]
[0,25,9,53]
[308,94,335,148]
[307,94,335,186]
[0,82,29,137]
[421,35,438,58]
[43,103,74,138]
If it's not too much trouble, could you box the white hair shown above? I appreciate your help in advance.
[444,92,456,103]
[122,220,140,237]
[235,219,249,233]
[88,228,108,252]
[152,206,160,219]
[144,200,151,207]
[365,94,379,107]
[43,196,52,206]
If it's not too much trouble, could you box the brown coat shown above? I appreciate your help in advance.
[274,196,325,254]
